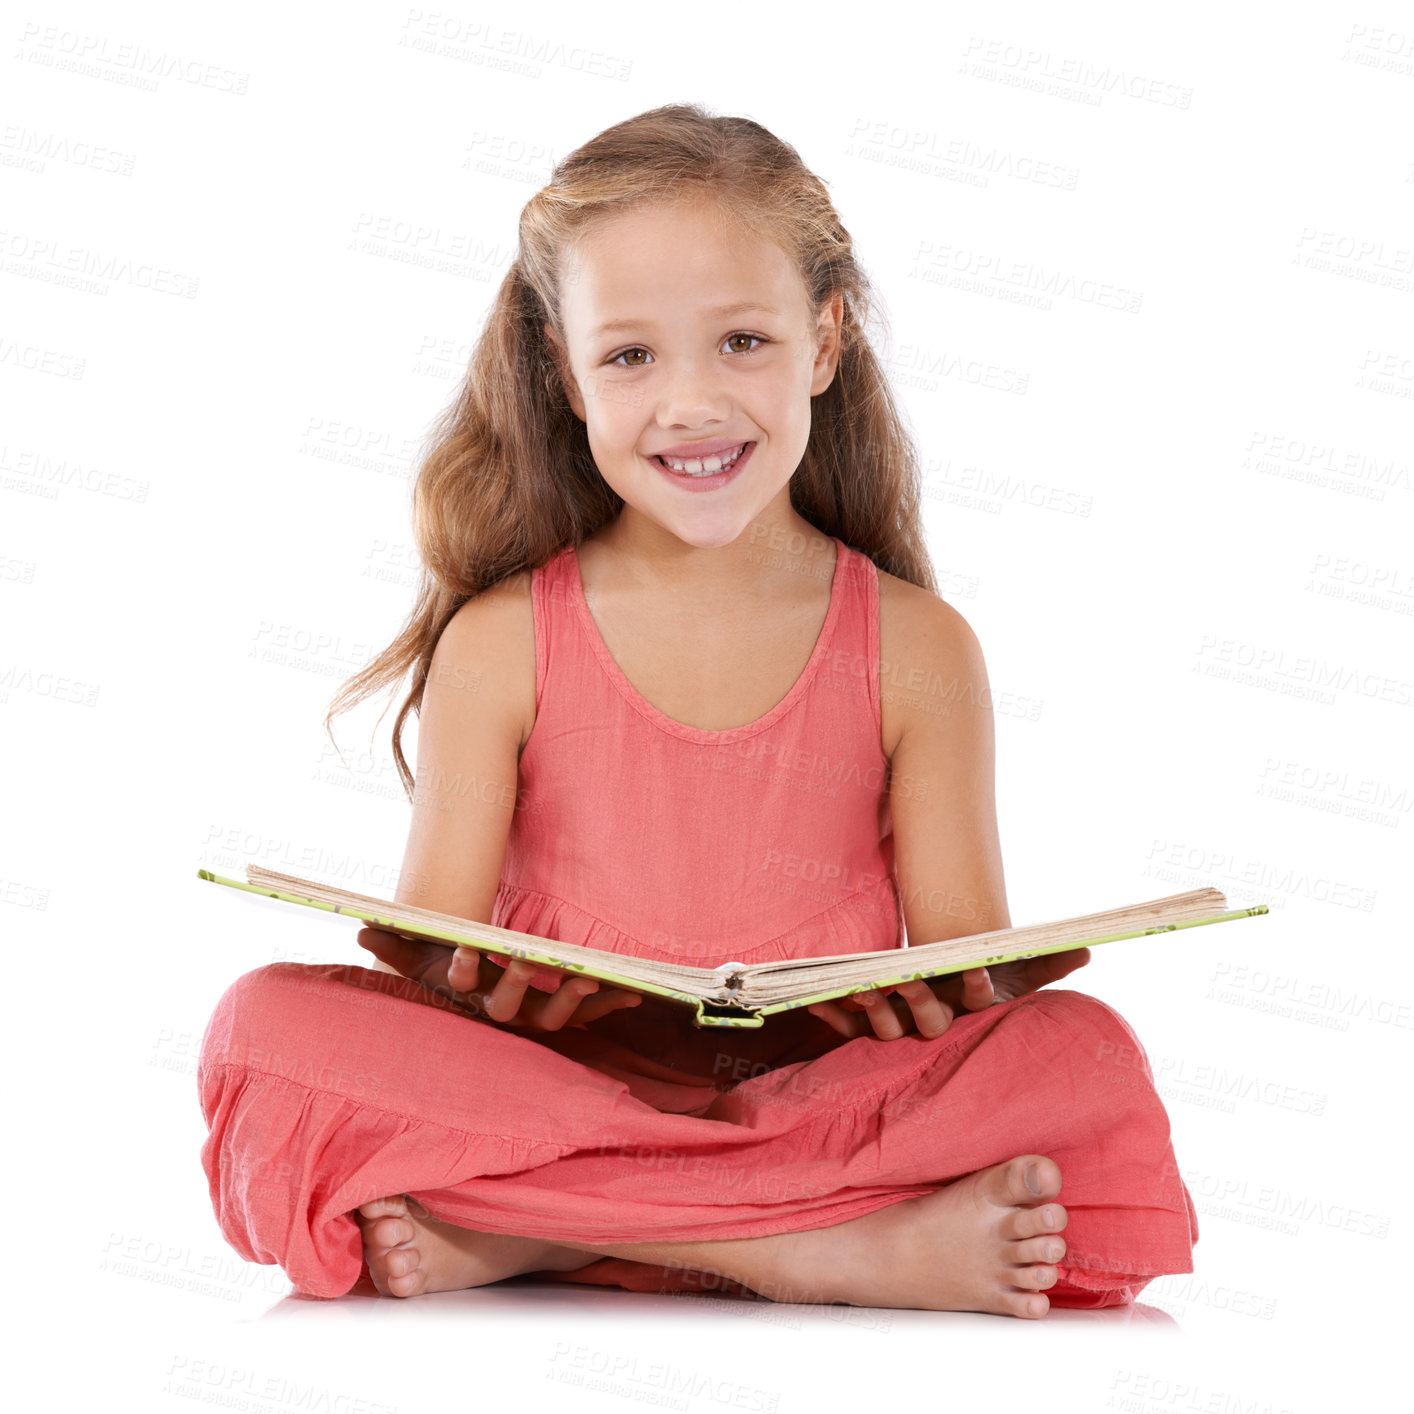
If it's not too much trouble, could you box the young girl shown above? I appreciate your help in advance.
[198,103,1198,1320]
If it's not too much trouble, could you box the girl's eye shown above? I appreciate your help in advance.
[723,332,766,355]
[606,333,768,367]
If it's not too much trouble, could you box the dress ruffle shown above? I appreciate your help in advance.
[486,880,902,993]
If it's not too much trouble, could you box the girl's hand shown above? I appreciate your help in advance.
[804,947,1092,1042]
[355,927,643,1032]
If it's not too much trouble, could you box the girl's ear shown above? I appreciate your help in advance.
[809,292,844,397]
[543,322,587,422]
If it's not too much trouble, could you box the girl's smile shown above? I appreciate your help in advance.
[650,439,757,490]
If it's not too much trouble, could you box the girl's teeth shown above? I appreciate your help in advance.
[662,443,746,476]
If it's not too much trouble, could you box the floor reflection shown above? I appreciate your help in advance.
[260,1273,1180,1331]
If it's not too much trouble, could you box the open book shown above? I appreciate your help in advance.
[198,864,1269,1029]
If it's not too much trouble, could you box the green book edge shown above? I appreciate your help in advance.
[198,869,1269,1030]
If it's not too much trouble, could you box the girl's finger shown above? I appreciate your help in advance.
[806,1001,860,1038]
[356,927,426,979]
[1000,948,1089,1003]
[535,976,598,1031]
[447,947,481,992]
[831,1000,867,1036]
[485,960,535,1023]
[569,986,642,1026]
[1050,947,1091,978]
[896,979,954,1039]
[858,991,908,1041]
[959,967,994,1011]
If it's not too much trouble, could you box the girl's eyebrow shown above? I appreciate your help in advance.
[590,301,781,338]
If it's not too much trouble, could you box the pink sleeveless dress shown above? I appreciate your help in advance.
[197,536,1199,1309]
[494,535,901,972]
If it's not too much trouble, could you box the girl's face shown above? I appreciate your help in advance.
[545,195,842,551]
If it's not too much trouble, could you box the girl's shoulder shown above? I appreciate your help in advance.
[875,565,986,761]
[875,561,982,655]
[438,568,538,755]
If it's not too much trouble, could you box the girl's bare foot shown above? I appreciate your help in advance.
[355,1195,600,1298]
[757,1154,1070,1319]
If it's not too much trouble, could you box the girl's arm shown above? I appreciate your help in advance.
[808,590,1088,1042]
[888,592,1010,947]
[392,578,532,926]
[358,579,528,988]
[360,575,642,1030]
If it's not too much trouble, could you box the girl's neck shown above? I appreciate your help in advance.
[584,512,835,608]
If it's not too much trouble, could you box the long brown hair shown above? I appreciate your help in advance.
[325,101,936,799]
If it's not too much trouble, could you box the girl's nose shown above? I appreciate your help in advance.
[655,360,731,427]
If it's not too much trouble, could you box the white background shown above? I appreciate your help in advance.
[5,0,1409,1409]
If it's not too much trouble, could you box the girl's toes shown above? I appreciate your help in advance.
[990,1155,1062,1210]
[1019,1263,1058,1291]
[1000,1290,1050,1320]
[1016,1155,1062,1203]
[1011,1234,1066,1266]
[384,1246,418,1278]
[1008,1201,1068,1241]
[374,1243,423,1296]
[367,1216,412,1251]
[358,1195,408,1221]
[386,1265,425,1298]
